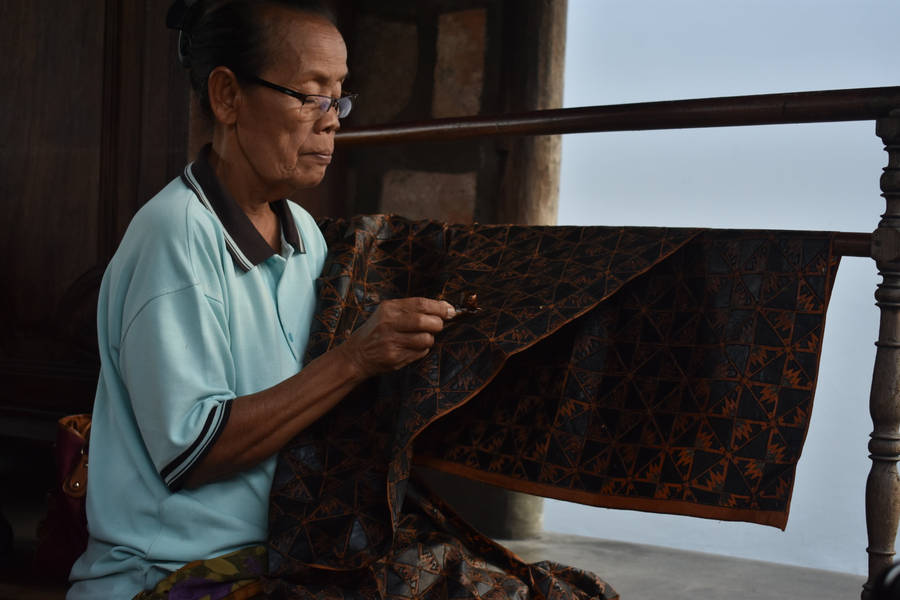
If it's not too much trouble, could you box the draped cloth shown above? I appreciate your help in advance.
[266,216,839,599]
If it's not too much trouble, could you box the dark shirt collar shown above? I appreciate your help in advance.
[181,144,305,272]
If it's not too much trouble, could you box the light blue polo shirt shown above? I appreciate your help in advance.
[67,147,327,599]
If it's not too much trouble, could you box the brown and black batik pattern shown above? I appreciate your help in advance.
[266,480,618,600]
[416,230,837,526]
[268,215,839,599]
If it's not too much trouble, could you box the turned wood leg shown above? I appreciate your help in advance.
[863,111,900,599]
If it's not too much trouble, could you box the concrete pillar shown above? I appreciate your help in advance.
[494,0,567,225]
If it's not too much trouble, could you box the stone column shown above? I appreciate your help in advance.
[494,0,567,226]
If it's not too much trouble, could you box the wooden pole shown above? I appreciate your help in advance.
[863,110,900,598]
[336,86,900,146]
[836,232,873,257]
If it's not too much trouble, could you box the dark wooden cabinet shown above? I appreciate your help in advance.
[0,0,189,439]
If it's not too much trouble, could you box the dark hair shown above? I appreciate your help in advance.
[170,0,336,118]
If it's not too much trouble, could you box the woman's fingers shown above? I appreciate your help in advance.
[396,347,431,370]
[383,298,455,330]
[412,297,457,320]
[397,331,435,351]
[391,312,445,334]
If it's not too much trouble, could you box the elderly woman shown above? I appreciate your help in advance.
[66,1,454,598]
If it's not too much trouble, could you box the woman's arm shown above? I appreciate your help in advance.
[182,297,455,488]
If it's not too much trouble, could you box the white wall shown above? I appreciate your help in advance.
[548,0,900,576]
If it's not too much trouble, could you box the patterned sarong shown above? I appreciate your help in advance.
[132,545,266,600]
[265,216,838,599]
[265,478,617,599]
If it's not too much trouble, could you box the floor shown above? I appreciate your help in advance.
[501,533,865,600]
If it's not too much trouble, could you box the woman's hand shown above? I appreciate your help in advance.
[338,297,456,378]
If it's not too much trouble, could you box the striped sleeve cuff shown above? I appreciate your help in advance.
[159,399,232,491]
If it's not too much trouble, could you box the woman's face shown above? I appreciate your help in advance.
[233,9,348,195]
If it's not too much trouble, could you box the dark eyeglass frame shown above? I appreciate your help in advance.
[246,75,356,119]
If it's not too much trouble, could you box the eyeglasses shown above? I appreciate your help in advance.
[247,75,356,119]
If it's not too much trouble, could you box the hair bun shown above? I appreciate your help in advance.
[176,30,192,68]
[167,0,203,68]
[165,0,202,31]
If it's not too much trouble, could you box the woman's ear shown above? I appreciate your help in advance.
[207,66,242,125]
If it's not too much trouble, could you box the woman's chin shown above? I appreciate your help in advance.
[287,170,328,191]
[301,163,330,183]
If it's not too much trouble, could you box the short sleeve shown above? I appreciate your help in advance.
[119,283,235,491]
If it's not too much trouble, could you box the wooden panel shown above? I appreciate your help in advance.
[0,0,105,423]
[0,0,189,431]
[136,1,192,217]
[102,1,190,251]
[0,0,104,352]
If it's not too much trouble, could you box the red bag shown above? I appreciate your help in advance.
[35,414,91,581]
